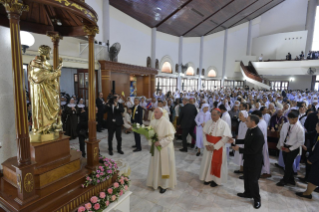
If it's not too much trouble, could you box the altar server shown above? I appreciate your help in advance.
[147,108,177,194]
[195,103,211,156]
[199,108,232,187]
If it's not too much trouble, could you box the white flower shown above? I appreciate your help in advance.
[142,124,145,128]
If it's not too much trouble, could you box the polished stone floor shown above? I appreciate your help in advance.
[70,131,319,212]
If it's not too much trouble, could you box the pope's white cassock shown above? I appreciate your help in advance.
[147,112,177,190]
[258,118,270,174]
[199,117,232,185]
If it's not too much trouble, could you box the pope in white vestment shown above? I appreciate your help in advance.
[147,108,177,193]
[199,109,232,186]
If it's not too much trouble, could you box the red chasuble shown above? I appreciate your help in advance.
[206,135,223,178]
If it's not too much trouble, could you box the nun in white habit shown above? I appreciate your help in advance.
[195,103,211,156]
[233,110,248,174]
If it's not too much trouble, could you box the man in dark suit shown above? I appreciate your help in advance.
[96,92,106,132]
[232,115,265,209]
[178,97,198,152]
[105,95,124,155]
[132,98,143,152]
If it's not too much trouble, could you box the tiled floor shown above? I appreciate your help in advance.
[70,131,319,212]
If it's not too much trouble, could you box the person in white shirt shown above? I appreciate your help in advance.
[125,97,134,109]
[276,110,305,187]
[261,107,270,126]
[233,110,249,174]
[252,110,271,178]
[219,104,231,129]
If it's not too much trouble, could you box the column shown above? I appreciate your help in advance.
[1,0,37,203]
[83,25,100,170]
[150,75,155,97]
[221,29,228,87]
[305,0,318,54]
[47,32,63,134]
[103,0,110,43]
[178,36,183,90]
[151,28,157,68]
[246,20,252,56]
[198,36,204,90]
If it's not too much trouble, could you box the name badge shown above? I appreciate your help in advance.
[136,111,138,114]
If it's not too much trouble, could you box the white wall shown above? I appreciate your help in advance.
[252,31,308,60]
[258,0,308,37]
[0,26,17,167]
[183,37,201,70]
[264,75,312,90]
[156,32,179,73]
[203,32,224,78]
[109,7,151,67]
[60,68,77,95]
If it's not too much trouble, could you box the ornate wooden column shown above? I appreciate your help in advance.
[0,0,37,204]
[47,31,63,133]
[83,25,100,170]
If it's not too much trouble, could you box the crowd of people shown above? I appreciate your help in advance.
[27,87,319,208]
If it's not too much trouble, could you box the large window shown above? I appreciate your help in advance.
[202,79,221,90]
[271,81,289,91]
[312,6,319,50]
[155,77,177,94]
[314,75,319,91]
[224,80,244,88]
[181,78,198,91]
[161,62,172,73]
[185,67,195,76]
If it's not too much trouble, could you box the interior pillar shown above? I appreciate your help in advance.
[1,0,37,203]
[305,0,318,54]
[47,31,63,134]
[83,25,100,170]
[221,29,228,87]
[198,36,204,90]
[178,36,183,90]
[151,28,157,69]
[246,20,252,56]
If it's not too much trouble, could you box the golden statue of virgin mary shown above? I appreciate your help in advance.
[28,45,63,142]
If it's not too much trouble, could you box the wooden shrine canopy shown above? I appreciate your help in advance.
[0,0,98,36]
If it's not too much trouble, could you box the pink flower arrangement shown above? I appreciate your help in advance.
[105,201,110,206]
[90,196,98,204]
[96,174,100,178]
[111,195,116,201]
[124,185,128,190]
[119,190,124,196]
[99,192,106,199]
[119,179,124,185]
[107,188,113,194]
[93,203,100,210]
[113,182,119,188]
[78,206,85,212]
[85,203,92,210]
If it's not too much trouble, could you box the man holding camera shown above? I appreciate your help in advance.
[105,95,124,155]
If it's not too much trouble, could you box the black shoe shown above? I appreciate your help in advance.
[196,152,200,157]
[159,187,167,194]
[234,170,244,174]
[276,181,286,187]
[203,181,211,185]
[179,148,188,152]
[295,192,312,199]
[314,187,319,193]
[190,144,195,148]
[254,200,261,209]
[109,151,113,156]
[132,145,136,148]
[294,172,298,176]
[118,150,124,154]
[239,175,244,180]
[298,177,307,184]
[237,193,252,198]
[133,149,141,152]
[288,180,296,186]
[210,181,218,187]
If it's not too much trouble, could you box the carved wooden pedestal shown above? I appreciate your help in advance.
[0,136,116,212]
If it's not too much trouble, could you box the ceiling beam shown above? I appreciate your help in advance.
[155,0,194,28]
[204,0,259,36]
[228,0,285,29]
[182,0,235,36]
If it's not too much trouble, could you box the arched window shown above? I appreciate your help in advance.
[208,69,217,77]
[186,67,195,76]
[161,62,172,73]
